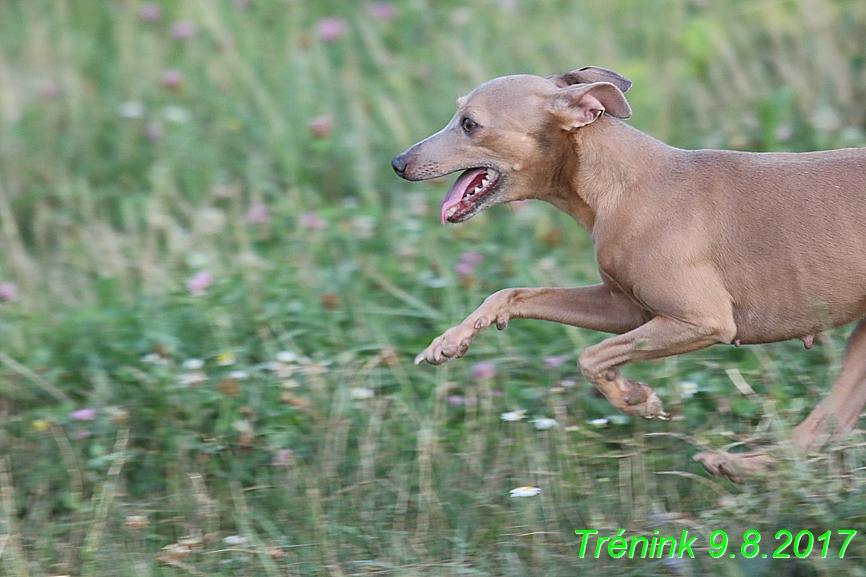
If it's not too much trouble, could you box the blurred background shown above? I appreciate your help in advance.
[1,0,866,575]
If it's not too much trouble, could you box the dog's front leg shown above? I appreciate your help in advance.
[415,284,649,365]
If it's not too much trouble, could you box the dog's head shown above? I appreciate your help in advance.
[391,66,632,224]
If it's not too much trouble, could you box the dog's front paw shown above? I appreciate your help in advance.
[415,295,512,366]
[414,323,478,366]
[414,314,508,366]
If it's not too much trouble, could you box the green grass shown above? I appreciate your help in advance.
[2,0,866,575]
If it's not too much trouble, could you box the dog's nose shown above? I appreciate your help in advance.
[391,154,408,177]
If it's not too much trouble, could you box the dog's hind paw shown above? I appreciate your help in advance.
[693,450,775,483]
[593,371,669,419]
[634,385,669,420]
[622,384,669,420]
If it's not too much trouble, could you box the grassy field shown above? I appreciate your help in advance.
[2,0,866,575]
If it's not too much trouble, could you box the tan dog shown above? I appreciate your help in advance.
[391,66,866,480]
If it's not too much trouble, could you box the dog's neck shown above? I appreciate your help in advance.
[542,116,675,233]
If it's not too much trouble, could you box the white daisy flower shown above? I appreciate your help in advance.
[182,358,204,370]
[119,101,145,119]
[560,377,577,388]
[589,418,609,428]
[162,104,190,124]
[142,353,167,365]
[510,486,541,497]
[276,350,299,364]
[532,417,558,430]
[500,410,527,422]
[179,371,207,386]
[679,381,698,399]
[223,535,248,546]
[350,387,374,400]
[229,370,249,380]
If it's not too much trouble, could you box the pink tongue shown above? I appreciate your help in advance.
[439,168,487,225]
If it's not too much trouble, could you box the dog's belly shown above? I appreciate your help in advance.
[730,290,866,344]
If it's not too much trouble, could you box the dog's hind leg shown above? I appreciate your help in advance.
[791,319,866,450]
[577,314,737,420]
[696,319,866,482]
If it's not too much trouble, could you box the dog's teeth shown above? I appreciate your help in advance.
[486,168,495,179]
[445,206,458,219]
[481,178,489,187]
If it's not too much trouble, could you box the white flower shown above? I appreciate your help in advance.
[276,350,298,364]
[195,208,227,236]
[510,486,541,497]
[229,370,249,380]
[270,362,297,379]
[223,535,248,545]
[299,359,329,376]
[186,252,211,269]
[589,418,609,428]
[119,101,145,119]
[500,410,526,422]
[142,353,167,365]
[162,105,190,123]
[179,370,207,386]
[679,381,698,399]
[182,358,204,370]
[350,387,374,400]
[216,352,236,366]
[532,417,558,430]
[560,377,577,389]
[351,215,376,239]
[232,419,253,434]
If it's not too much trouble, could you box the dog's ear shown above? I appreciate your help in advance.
[546,82,632,130]
[547,66,632,93]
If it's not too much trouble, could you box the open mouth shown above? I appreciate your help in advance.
[439,167,501,224]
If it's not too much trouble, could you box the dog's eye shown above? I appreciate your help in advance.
[461,117,478,134]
